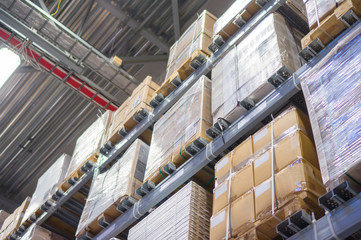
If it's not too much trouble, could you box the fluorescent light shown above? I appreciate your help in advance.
[0,48,21,89]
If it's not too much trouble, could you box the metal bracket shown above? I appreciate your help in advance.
[133,108,149,123]
[206,119,230,139]
[170,75,182,88]
[117,196,137,213]
[100,141,113,156]
[241,97,255,111]
[268,66,293,88]
[299,38,325,62]
[233,14,247,28]
[163,162,176,175]
[319,181,357,212]
[185,137,209,156]
[208,35,225,53]
[135,180,155,197]
[149,93,165,108]
[255,0,270,7]
[341,9,359,28]
[277,210,312,238]
[190,53,207,70]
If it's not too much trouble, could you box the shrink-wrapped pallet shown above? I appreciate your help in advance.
[107,76,159,145]
[300,24,361,188]
[212,13,301,124]
[22,154,71,224]
[213,0,306,41]
[303,0,338,29]
[76,139,149,236]
[144,76,213,185]
[66,111,110,179]
[128,181,212,240]
[0,211,9,229]
[0,197,30,239]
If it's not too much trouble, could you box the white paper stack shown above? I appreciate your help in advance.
[128,181,212,240]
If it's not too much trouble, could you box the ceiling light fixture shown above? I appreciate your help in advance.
[0,48,21,89]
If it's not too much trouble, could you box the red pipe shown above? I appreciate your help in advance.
[0,27,118,111]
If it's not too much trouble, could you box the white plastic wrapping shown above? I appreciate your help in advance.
[76,139,149,236]
[212,13,301,123]
[145,76,212,183]
[66,111,110,178]
[22,154,71,224]
[128,181,212,240]
[303,0,338,28]
[301,23,361,187]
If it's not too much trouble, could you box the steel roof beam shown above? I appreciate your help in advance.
[171,0,180,40]
[96,0,170,53]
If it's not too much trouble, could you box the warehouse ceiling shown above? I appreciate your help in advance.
[0,0,234,211]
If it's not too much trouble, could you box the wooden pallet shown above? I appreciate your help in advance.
[301,0,361,53]
[107,103,153,146]
[76,187,142,237]
[233,191,324,239]
[151,49,209,106]
[58,153,98,193]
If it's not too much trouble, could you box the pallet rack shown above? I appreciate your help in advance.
[4,0,361,239]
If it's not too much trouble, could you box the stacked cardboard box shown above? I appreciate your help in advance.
[212,13,301,124]
[212,0,306,43]
[22,154,71,226]
[107,76,159,145]
[76,139,149,237]
[156,11,217,99]
[210,106,325,239]
[144,76,214,186]
[128,181,212,240]
[20,225,67,240]
[300,23,361,189]
[0,197,31,239]
[303,0,338,29]
[65,111,110,184]
[0,210,9,229]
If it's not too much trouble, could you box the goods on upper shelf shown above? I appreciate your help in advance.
[20,225,67,240]
[76,139,149,237]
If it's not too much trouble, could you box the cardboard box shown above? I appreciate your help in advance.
[76,140,149,236]
[253,106,312,154]
[210,206,229,240]
[215,136,253,185]
[231,190,255,235]
[20,225,67,240]
[253,130,318,186]
[0,197,31,239]
[255,159,325,218]
[213,180,229,215]
[231,163,254,201]
[303,0,337,29]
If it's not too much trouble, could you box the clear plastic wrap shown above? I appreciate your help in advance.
[213,0,306,40]
[128,181,212,240]
[0,211,9,229]
[303,0,338,29]
[300,24,361,187]
[145,76,212,183]
[22,154,71,224]
[66,111,110,178]
[212,13,302,124]
[76,139,149,236]
[165,11,216,80]
[0,197,30,239]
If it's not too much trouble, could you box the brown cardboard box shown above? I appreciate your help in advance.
[253,129,318,186]
[232,136,254,171]
[215,152,232,185]
[253,150,272,186]
[210,206,229,240]
[20,225,67,240]
[215,136,253,185]
[0,197,31,239]
[231,190,255,235]
[231,163,254,201]
[213,180,229,215]
[253,106,312,153]
[255,159,325,218]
